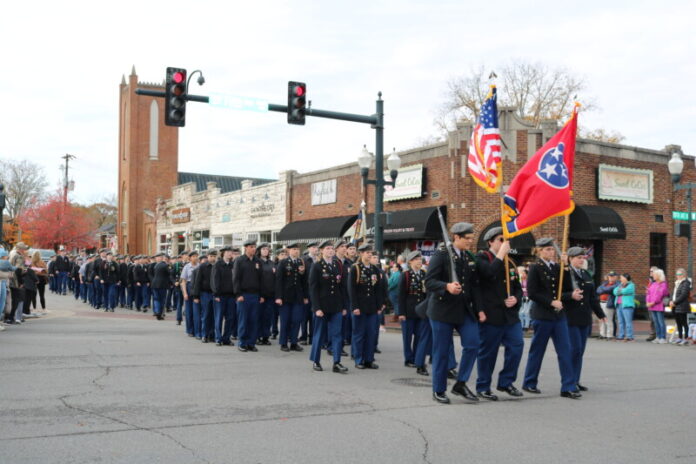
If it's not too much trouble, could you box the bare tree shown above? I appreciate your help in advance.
[435,60,597,132]
[579,127,626,144]
[0,159,48,220]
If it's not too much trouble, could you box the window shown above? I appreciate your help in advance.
[649,233,667,271]
[149,100,159,160]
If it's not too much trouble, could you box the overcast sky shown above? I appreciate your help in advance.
[1,0,694,204]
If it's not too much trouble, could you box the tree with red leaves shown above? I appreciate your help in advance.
[18,193,98,251]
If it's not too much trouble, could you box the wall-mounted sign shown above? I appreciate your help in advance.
[170,208,191,224]
[384,164,424,202]
[598,164,653,204]
[311,179,337,205]
[250,203,275,218]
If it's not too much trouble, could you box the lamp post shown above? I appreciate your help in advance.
[667,145,694,278]
[358,144,401,257]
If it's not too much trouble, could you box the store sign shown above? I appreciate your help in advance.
[311,179,337,205]
[250,202,275,218]
[598,164,653,204]
[672,211,696,221]
[170,208,191,224]
[384,164,424,202]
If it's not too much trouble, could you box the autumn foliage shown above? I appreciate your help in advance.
[18,193,98,250]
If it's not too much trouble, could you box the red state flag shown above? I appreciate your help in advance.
[502,105,579,238]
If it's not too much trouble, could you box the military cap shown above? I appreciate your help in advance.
[188,250,199,257]
[231,247,241,253]
[407,250,422,262]
[483,227,503,242]
[286,242,299,249]
[358,243,373,252]
[243,239,257,247]
[219,246,233,253]
[106,251,113,256]
[450,222,474,236]
[207,249,218,256]
[258,242,271,250]
[318,239,334,249]
[100,248,109,253]
[154,252,164,257]
[306,241,319,248]
[566,246,585,257]
[346,242,357,249]
[535,237,555,247]
[334,240,347,248]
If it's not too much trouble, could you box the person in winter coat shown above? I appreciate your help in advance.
[613,274,636,341]
[668,268,692,345]
[645,268,670,343]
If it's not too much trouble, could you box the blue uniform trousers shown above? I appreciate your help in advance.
[200,292,215,340]
[213,295,235,344]
[106,283,119,310]
[279,302,305,346]
[117,284,126,307]
[192,298,203,338]
[134,284,144,309]
[142,285,151,309]
[86,282,94,305]
[342,312,352,344]
[400,318,422,364]
[310,312,343,364]
[431,315,479,394]
[127,284,135,308]
[567,324,591,387]
[256,298,274,340]
[300,301,313,341]
[58,272,69,294]
[184,282,195,335]
[523,318,576,392]
[476,321,524,392]
[271,303,279,336]
[93,280,103,308]
[414,318,457,369]
[165,287,173,310]
[49,275,55,293]
[73,281,81,300]
[237,293,260,348]
[152,288,167,316]
[173,286,184,322]
[80,281,88,302]
[351,312,378,366]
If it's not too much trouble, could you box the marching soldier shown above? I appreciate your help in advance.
[335,240,354,348]
[425,222,484,404]
[275,243,308,352]
[300,241,320,345]
[101,251,120,312]
[562,246,606,393]
[150,253,171,320]
[180,251,199,337]
[193,250,217,342]
[348,243,381,369]
[309,240,349,373]
[132,256,149,312]
[475,227,525,400]
[397,250,426,368]
[522,238,579,399]
[211,247,236,346]
[233,240,264,352]
[257,243,276,346]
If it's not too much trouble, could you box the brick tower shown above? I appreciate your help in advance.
[117,66,179,254]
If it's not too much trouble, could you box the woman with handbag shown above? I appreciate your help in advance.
[645,268,669,343]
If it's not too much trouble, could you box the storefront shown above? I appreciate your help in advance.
[276,215,357,246]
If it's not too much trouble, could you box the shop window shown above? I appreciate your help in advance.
[649,233,667,271]
[654,215,664,223]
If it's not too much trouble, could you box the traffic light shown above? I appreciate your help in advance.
[287,81,306,125]
[165,67,187,127]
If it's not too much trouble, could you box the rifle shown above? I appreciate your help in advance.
[436,206,458,283]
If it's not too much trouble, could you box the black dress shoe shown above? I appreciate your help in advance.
[416,367,429,376]
[327,349,333,356]
[451,382,479,402]
[248,346,258,352]
[340,350,348,356]
[238,345,248,352]
[523,386,541,394]
[433,392,451,404]
[216,342,222,346]
[447,368,458,379]
[271,334,278,340]
[333,363,348,373]
[497,385,523,397]
[177,321,182,326]
[313,362,323,371]
[404,361,417,368]
[290,344,304,352]
[561,391,582,399]
[374,348,381,354]
[477,390,499,401]
[577,384,588,392]
[364,362,379,369]
[354,363,366,369]
[231,336,238,341]
[202,338,209,343]
[299,340,308,346]
[280,345,290,352]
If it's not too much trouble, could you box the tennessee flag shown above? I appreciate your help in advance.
[502,105,579,238]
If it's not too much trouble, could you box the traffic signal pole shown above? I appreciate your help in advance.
[136,87,387,255]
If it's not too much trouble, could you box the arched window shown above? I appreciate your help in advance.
[149,100,159,159]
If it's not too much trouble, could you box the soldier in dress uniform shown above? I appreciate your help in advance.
[397,250,426,368]
[211,247,236,345]
[426,222,484,404]
[522,238,580,399]
[151,253,171,320]
[563,246,606,393]
[348,244,381,369]
[193,250,217,342]
[308,240,349,373]
[92,249,107,309]
[180,250,199,337]
[300,241,320,345]
[101,251,120,312]
[172,253,188,325]
[117,255,128,308]
[190,253,207,339]
[233,239,264,352]
[256,243,276,346]
[336,241,355,347]
[275,243,308,352]
[475,227,525,400]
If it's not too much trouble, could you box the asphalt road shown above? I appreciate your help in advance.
[1,293,695,464]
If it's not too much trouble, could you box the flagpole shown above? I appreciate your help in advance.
[500,196,511,298]
[557,213,570,301]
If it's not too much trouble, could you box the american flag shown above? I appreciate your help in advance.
[468,86,502,193]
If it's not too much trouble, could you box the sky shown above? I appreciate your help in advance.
[1,0,694,205]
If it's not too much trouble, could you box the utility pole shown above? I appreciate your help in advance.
[61,154,76,206]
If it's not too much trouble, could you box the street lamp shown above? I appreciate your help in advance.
[667,145,694,278]
[359,145,401,257]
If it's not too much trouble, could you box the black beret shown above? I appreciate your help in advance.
[407,250,422,261]
[188,250,199,257]
[535,237,554,247]
[483,227,503,242]
[154,252,164,257]
[207,249,218,256]
[334,240,347,248]
[258,242,271,249]
[231,247,240,253]
[219,246,232,253]
[450,222,474,236]
[286,242,299,249]
[306,241,319,248]
[358,243,373,252]
[318,240,334,249]
[106,251,113,256]
[243,239,257,247]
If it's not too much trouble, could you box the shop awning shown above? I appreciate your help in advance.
[366,207,443,240]
[276,215,357,241]
[570,205,626,240]
[477,221,536,256]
